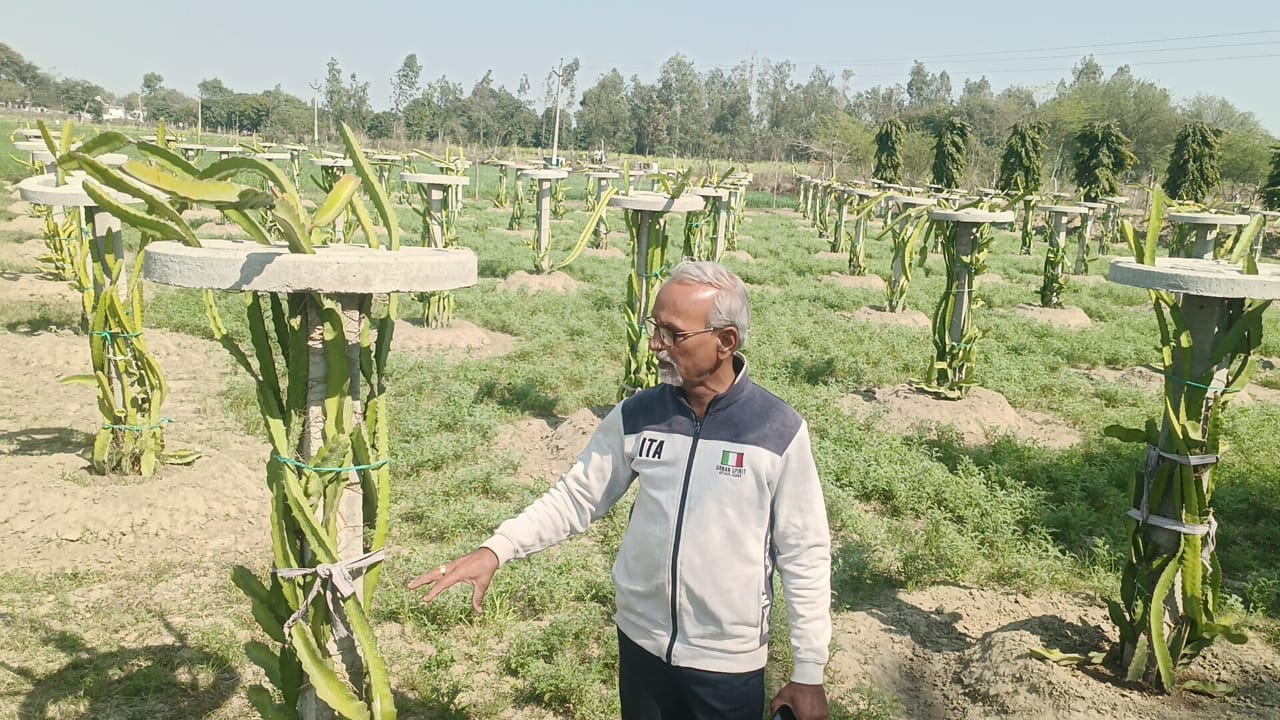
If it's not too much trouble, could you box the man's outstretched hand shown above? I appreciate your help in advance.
[407,548,500,613]
[771,681,828,720]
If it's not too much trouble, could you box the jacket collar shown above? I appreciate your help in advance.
[674,352,750,415]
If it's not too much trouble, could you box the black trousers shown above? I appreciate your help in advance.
[618,628,765,720]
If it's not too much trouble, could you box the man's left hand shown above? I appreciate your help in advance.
[770,681,828,720]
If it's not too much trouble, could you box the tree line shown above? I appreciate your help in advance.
[2,43,1276,193]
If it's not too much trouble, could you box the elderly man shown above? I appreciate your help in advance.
[410,260,831,720]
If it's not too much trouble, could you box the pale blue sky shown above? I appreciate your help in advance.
[9,1,1280,133]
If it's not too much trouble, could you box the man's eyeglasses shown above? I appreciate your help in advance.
[644,317,721,347]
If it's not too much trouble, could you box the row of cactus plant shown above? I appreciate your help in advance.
[74,122,401,719]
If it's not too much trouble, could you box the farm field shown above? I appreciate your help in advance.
[1,119,1279,720]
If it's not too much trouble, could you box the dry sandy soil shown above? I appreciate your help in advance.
[496,270,581,294]
[840,384,1082,449]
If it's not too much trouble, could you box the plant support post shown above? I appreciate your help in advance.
[1107,256,1280,690]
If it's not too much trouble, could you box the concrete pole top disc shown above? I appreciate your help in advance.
[850,188,880,197]
[312,158,353,168]
[1109,257,1280,299]
[518,169,569,181]
[930,208,1016,224]
[1077,201,1107,210]
[281,144,308,151]
[889,195,936,207]
[686,186,729,199]
[204,146,243,154]
[144,239,479,294]
[1038,204,1089,215]
[1101,196,1130,204]
[369,154,402,162]
[18,171,147,208]
[176,143,205,150]
[17,128,57,139]
[608,191,706,213]
[1168,212,1251,226]
[586,171,620,179]
[255,152,292,161]
[400,172,471,186]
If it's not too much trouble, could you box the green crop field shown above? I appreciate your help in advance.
[1,116,1278,719]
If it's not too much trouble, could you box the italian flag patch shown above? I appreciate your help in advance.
[720,450,744,468]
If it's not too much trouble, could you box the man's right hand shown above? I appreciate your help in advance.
[407,547,500,613]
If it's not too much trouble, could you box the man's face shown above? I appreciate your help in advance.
[648,281,728,389]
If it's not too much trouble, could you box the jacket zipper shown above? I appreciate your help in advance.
[665,407,704,664]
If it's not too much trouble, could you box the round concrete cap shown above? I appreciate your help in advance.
[254,152,292,161]
[1038,204,1089,215]
[1101,196,1130,204]
[850,187,880,197]
[99,153,129,167]
[586,171,620,180]
[904,186,926,193]
[686,186,729,199]
[312,158,353,168]
[18,171,146,208]
[16,128,56,139]
[260,142,279,148]
[608,191,705,213]
[176,143,205,150]
[518,169,569,180]
[281,144,307,151]
[143,239,478,294]
[205,146,243,154]
[1260,210,1280,219]
[369,154,401,162]
[1077,201,1107,210]
[400,172,470,186]
[1168,212,1250,226]
[13,140,51,153]
[976,187,998,194]
[930,208,1015,224]
[889,195,935,207]
[1109,257,1280,299]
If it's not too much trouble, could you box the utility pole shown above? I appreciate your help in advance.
[308,79,321,146]
[550,58,564,166]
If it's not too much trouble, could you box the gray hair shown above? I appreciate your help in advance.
[667,260,750,348]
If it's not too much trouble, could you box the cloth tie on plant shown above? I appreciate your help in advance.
[1126,445,1219,570]
[275,549,385,642]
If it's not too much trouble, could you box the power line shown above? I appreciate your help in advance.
[843,51,1280,81]
[799,28,1280,67]
[580,29,1280,76]
[836,39,1280,69]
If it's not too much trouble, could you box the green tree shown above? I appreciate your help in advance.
[996,121,1047,193]
[1162,121,1223,203]
[1073,119,1137,201]
[1261,146,1280,210]
[703,63,753,158]
[628,78,668,156]
[874,117,906,183]
[577,69,633,153]
[932,117,971,188]
[366,110,397,140]
[59,79,106,120]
